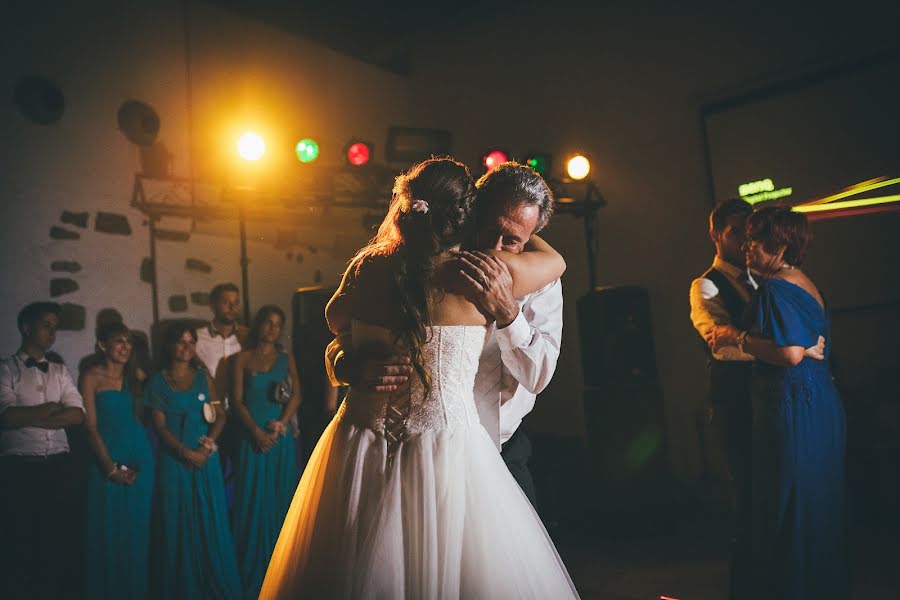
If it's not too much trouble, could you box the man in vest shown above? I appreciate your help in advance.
[690,198,824,600]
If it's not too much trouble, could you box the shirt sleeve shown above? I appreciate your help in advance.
[690,277,755,361]
[56,366,84,412]
[494,279,563,395]
[0,361,15,415]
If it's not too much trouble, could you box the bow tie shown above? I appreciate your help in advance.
[25,357,50,373]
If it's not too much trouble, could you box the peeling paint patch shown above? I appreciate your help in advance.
[50,226,80,240]
[50,278,79,297]
[95,212,132,235]
[185,258,212,273]
[61,211,89,228]
[168,295,188,312]
[51,261,82,273]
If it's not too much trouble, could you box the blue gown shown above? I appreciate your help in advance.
[84,385,155,600]
[146,370,241,600]
[231,352,299,599]
[747,279,849,599]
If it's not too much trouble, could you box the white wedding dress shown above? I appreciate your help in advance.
[260,321,579,599]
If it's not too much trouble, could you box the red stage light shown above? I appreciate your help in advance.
[346,141,372,166]
[482,149,508,171]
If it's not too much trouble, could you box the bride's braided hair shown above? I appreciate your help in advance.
[352,158,476,397]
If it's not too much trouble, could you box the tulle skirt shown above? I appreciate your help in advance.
[259,414,579,599]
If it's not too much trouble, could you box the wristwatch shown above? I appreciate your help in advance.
[737,330,749,353]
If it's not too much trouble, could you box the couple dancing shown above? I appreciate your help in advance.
[692,199,848,599]
[260,158,579,598]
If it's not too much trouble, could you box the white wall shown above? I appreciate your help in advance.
[1,1,409,369]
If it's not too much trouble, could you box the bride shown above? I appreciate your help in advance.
[260,157,579,599]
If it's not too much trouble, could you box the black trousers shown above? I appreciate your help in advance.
[0,452,83,600]
[709,361,754,600]
[501,428,538,508]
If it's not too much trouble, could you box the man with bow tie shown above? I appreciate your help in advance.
[689,199,824,600]
[0,301,85,599]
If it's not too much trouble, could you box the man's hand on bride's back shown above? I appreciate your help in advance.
[343,350,414,393]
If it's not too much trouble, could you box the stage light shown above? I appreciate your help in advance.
[295,138,319,163]
[346,141,372,166]
[237,132,265,161]
[482,149,508,171]
[524,152,551,176]
[566,154,590,180]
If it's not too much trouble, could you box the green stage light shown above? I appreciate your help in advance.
[295,138,319,163]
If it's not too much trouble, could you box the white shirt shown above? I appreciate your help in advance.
[324,279,564,450]
[689,256,758,361]
[475,279,563,448]
[0,352,85,457]
[195,323,243,377]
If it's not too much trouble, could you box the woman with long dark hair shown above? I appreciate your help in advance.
[80,321,154,599]
[145,322,240,599]
[260,158,577,598]
[708,206,848,599]
[231,305,302,599]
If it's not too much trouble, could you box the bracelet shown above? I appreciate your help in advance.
[106,462,119,479]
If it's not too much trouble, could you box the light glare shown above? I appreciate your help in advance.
[237,132,265,161]
[567,155,590,180]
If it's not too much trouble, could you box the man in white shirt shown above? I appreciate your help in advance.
[327,162,561,507]
[0,301,85,599]
[195,282,247,394]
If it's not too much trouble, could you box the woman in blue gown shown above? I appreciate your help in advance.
[709,206,849,599]
[231,305,302,599]
[146,322,241,599]
[81,321,154,600]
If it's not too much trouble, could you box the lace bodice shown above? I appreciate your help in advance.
[338,321,488,441]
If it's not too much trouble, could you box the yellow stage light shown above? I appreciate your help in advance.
[237,132,265,161]
[566,154,590,180]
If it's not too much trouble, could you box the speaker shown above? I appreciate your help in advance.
[576,285,657,386]
[582,382,674,533]
[292,287,337,456]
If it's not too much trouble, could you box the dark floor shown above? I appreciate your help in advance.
[556,531,896,600]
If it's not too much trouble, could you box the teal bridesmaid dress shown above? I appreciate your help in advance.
[84,384,154,600]
[146,370,241,600]
[231,352,299,599]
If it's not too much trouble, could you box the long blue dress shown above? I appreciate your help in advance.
[84,384,155,600]
[146,370,241,600]
[232,352,299,599]
[747,278,849,599]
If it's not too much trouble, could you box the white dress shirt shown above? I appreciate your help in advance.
[474,279,563,448]
[689,256,758,361]
[195,323,243,377]
[0,352,85,456]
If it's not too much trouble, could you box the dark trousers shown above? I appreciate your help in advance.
[710,362,754,600]
[0,452,83,600]
[501,428,538,508]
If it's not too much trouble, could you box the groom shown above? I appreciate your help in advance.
[325,162,561,507]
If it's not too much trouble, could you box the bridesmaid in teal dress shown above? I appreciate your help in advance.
[231,305,302,599]
[81,321,154,600]
[709,206,849,599]
[146,322,241,600]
